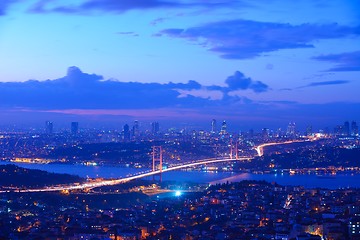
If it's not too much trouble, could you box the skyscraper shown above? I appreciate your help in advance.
[45,121,53,134]
[123,124,130,141]
[344,121,350,136]
[211,119,216,133]
[306,125,312,136]
[262,128,270,139]
[220,120,227,134]
[71,122,79,135]
[286,122,296,137]
[151,122,159,135]
[351,121,358,136]
[334,125,343,136]
[133,120,139,138]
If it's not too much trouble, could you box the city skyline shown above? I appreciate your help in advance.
[14,118,360,137]
[0,0,359,127]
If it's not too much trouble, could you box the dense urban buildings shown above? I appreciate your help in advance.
[0,119,359,239]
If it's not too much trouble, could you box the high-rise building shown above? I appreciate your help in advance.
[45,121,53,134]
[220,120,227,134]
[211,119,216,133]
[344,121,350,136]
[134,120,139,130]
[351,121,358,136]
[334,125,343,136]
[286,122,296,137]
[133,120,139,138]
[262,128,270,138]
[306,125,312,136]
[123,124,130,141]
[71,122,79,135]
[151,122,160,135]
[349,217,360,238]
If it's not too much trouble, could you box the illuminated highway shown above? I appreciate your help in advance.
[255,139,309,157]
[2,157,250,193]
[1,139,313,193]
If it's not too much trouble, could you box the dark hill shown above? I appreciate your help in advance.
[0,164,84,188]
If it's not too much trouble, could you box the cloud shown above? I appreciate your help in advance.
[225,71,269,92]
[0,67,266,111]
[29,0,238,14]
[150,17,168,26]
[0,67,358,129]
[159,19,360,59]
[0,0,18,15]
[286,80,350,90]
[301,80,350,88]
[75,0,181,13]
[177,89,223,100]
[116,31,139,37]
[2,67,358,129]
[312,51,360,71]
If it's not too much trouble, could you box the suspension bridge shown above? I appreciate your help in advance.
[1,139,307,193]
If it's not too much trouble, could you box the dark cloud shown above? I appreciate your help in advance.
[289,80,350,90]
[312,51,360,71]
[0,67,266,111]
[29,0,176,13]
[225,71,251,90]
[0,0,18,15]
[0,67,358,128]
[78,0,181,13]
[150,17,168,26]
[168,80,202,90]
[159,19,360,59]
[29,0,237,14]
[225,71,269,92]
[303,80,350,88]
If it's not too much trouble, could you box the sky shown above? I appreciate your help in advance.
[0,0,359,131]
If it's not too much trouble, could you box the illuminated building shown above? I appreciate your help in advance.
[349,217,360,238]
[132,120,140,139]
[262,128,270,139]
[45,121,53,134]
[286,122,296,137]
[220,120,227,134]
[306,125,312,136]
[211,119,216,133]
[151,122,159,135]
[134,120,139,134]
[351,121,358,136]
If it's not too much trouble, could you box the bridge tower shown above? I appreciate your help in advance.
[229,140,239,160]
[152,146,163,182]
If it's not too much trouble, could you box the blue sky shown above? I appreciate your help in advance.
[0,0,359,130]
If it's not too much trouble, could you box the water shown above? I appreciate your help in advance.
[210,172,360,189]
[0,162,145,178]
[1,162,360,189]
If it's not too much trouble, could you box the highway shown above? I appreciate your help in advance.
[1,139,310,193]
[254,139,309,157]
[2,157,251,193]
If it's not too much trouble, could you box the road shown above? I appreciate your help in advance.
[2,157,250,193]
[1,139,311,193]
[254,139,309,156]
